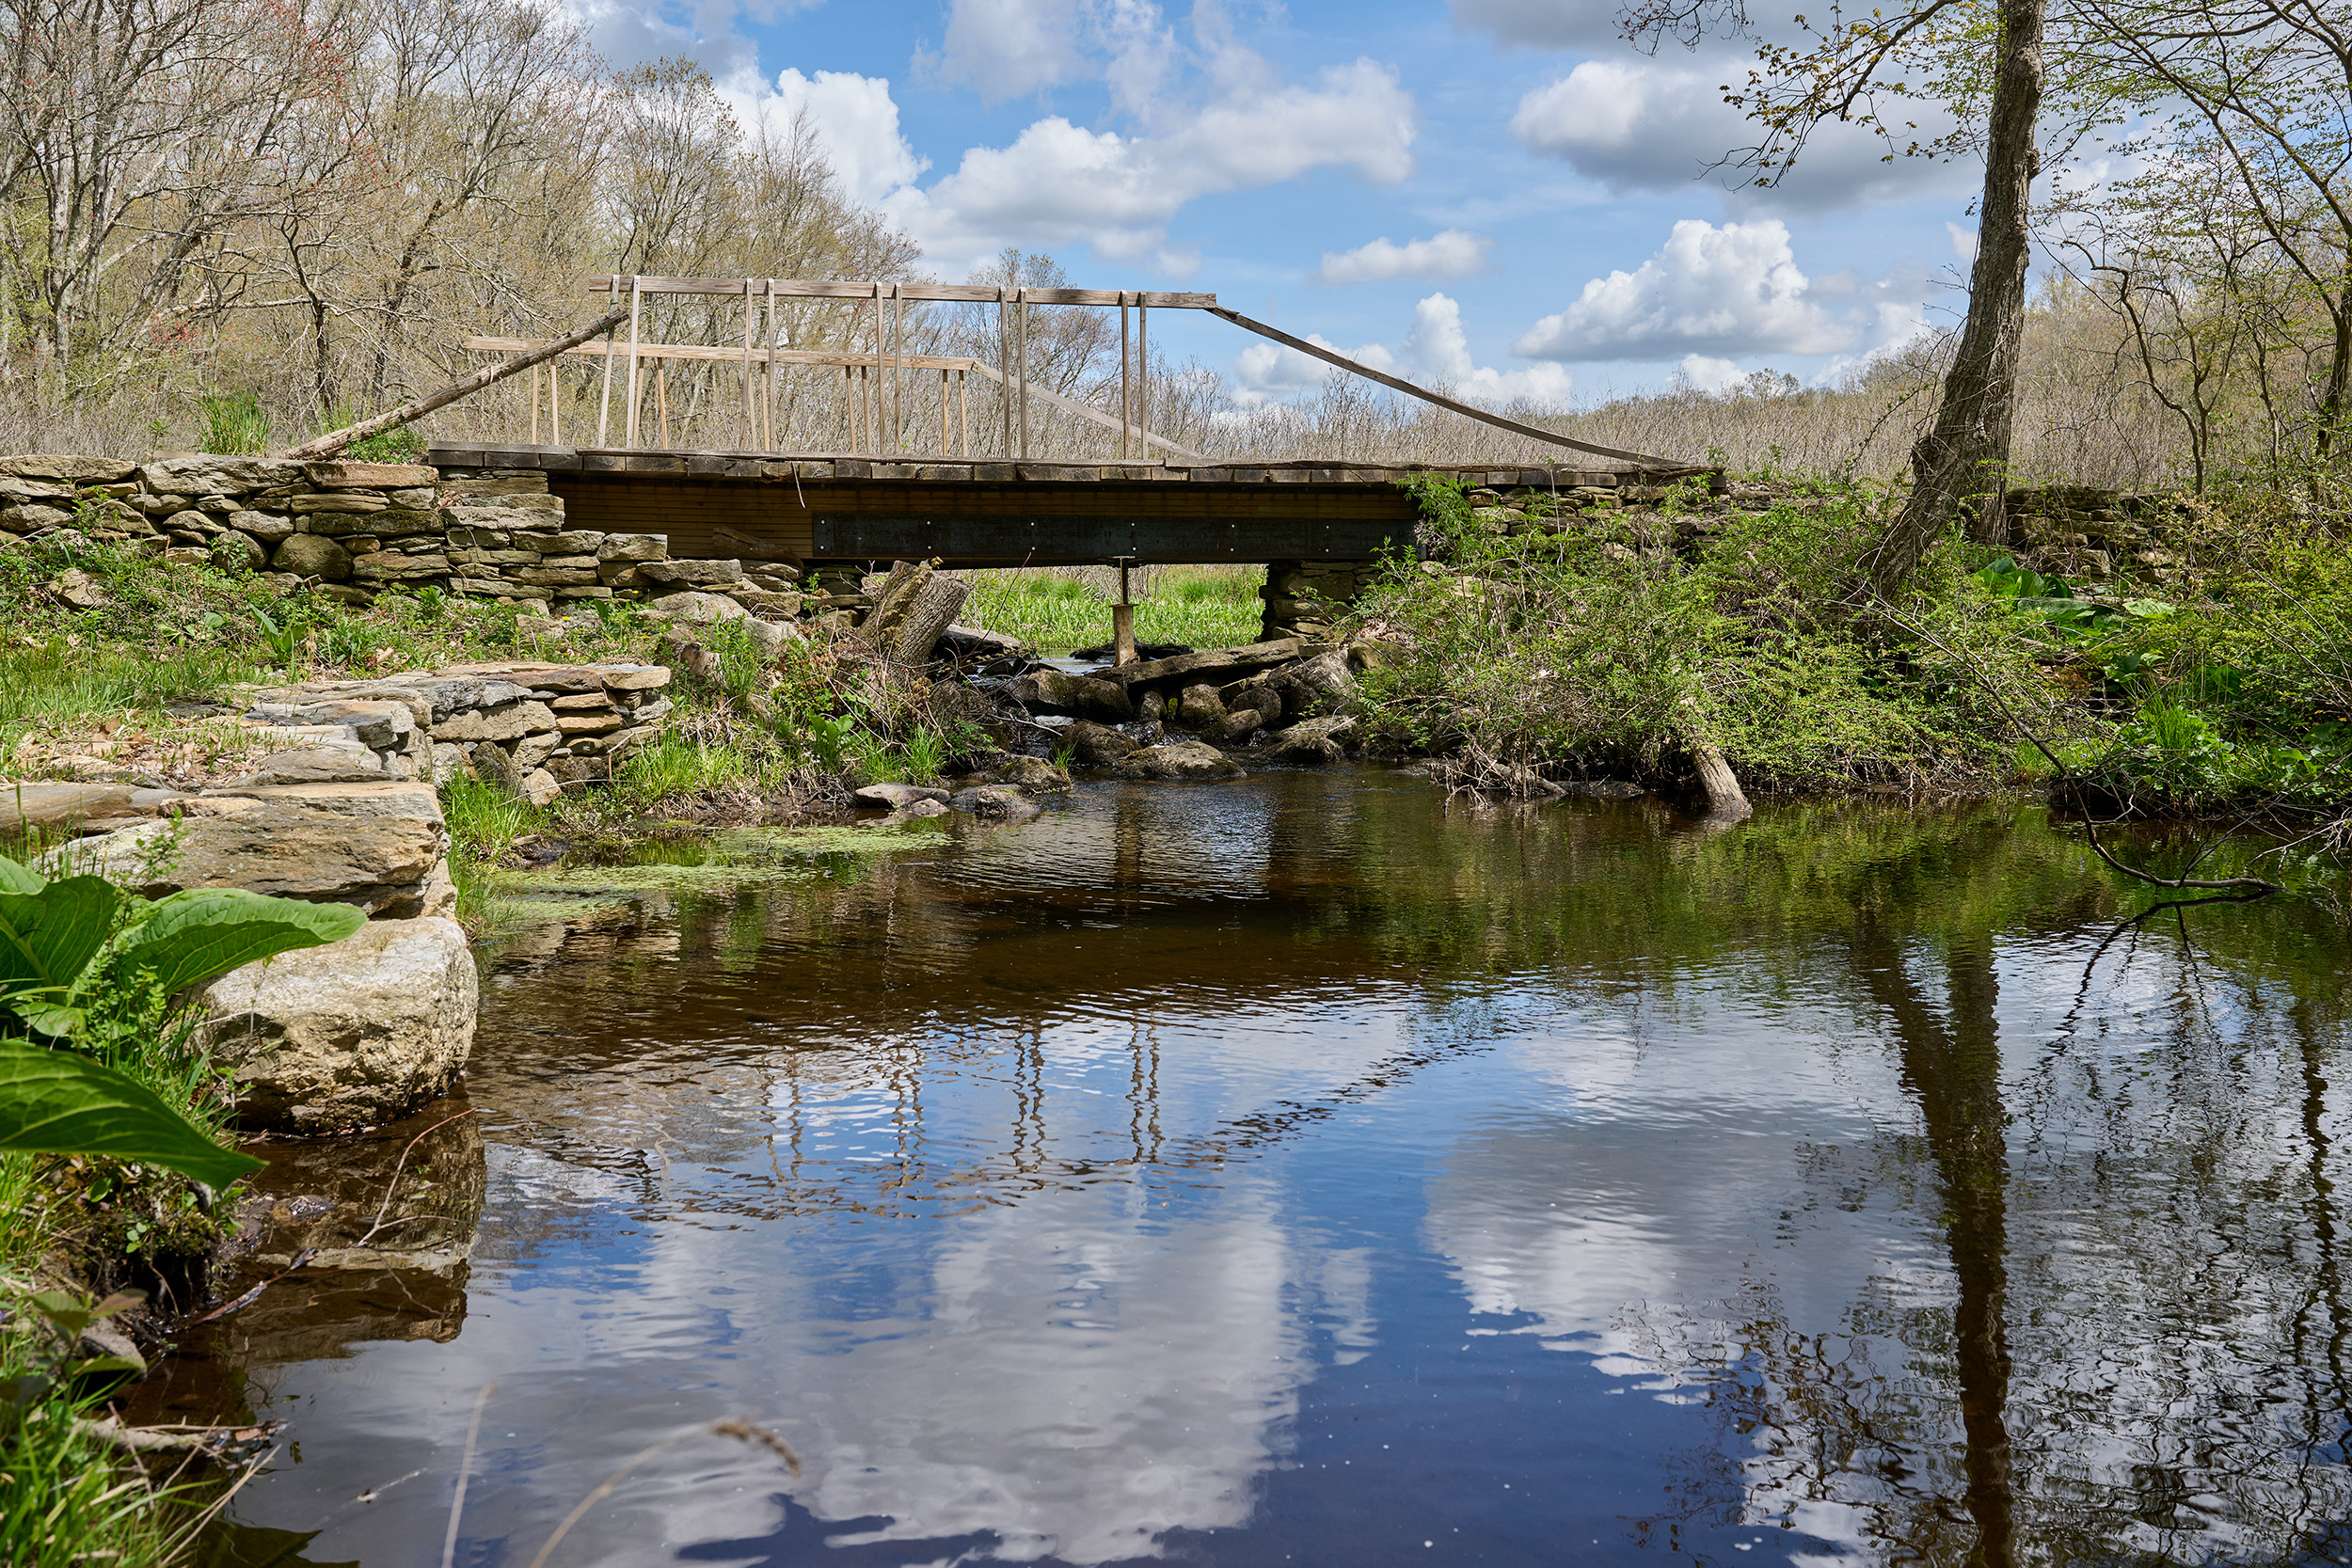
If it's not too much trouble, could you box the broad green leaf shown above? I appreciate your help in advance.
[0,877,119,998]
[116,889,364,996]
[0,1040,261,1187]
[0,855,43,895]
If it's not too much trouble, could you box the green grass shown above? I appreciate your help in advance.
[956,565,1263,655]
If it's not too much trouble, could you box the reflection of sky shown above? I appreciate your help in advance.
[215,780,2352,1568]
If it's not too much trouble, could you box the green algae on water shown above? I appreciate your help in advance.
[493,818,947,897]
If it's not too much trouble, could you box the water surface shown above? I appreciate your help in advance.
[150,769,2352,1565]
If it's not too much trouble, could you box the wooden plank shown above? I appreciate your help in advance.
[963,356,1199,459]
[586,276,1217,308]
[464,336,986,374]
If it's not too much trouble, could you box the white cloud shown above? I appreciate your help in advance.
[1509,58,1971,214]
[1312,229,1493,285]
[771,69,929,209]
[1232,334,1398,408]
[883,58,1417,276]
[1947,220,1979,261]
[1513,218,1857,361]
[1402,293,1575,405]
[1232,293,1571,411]
[1677,354,1745,394]
[926,0,1088,102]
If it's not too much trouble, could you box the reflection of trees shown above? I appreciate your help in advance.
[463,777,2352,1562]
[1855,925,2014,1568]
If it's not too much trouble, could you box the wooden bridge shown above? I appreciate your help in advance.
[429,275,1704,572]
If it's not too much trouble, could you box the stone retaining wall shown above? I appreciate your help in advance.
[240,658,675,802]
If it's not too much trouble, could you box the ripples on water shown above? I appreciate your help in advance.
[144,769,2352,1566]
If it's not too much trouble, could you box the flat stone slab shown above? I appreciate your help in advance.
[0,782,189,831]
[1098,639,1310,689]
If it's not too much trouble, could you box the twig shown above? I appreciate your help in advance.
[1875,605,2280,895]
[186,1247,317,1326]
[360,1110,477,1248]
[523,1418,803,1568]
[524,1432,702,1568]
[442,1382,497,1568]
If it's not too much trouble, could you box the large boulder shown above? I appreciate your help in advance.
[1012,670,1134,722]
[645,590,747,625]
[853,781,951,809]
[196,916,478,1132]
[273,531,353,581]
[54,781,452,917]
[1115,741,1246,782]
[1202,708,1263,748]
[1275,650,1358,713]
[1172,684,1226,729]
[1096,638,1305,690]
[974,755,1073,793]
[1263,715,1359,764]
[946,785,1041,820]
[1060,721,1136,767]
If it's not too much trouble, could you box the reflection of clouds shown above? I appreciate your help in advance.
[787,1191,1318,1562]
[1423,1000,1951,1544]
[1429,1006,1921,1368]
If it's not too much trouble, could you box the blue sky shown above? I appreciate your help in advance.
[573,0,1989,404]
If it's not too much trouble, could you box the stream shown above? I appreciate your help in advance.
[138,767,2352,1566]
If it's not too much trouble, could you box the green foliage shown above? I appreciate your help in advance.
[0,1044,260,1188]
[195,389,270,455]
[960,565,1263,654]
[321,404,427,463]
[0,1287,200,1565]
[439,771,541,863]
[1360,477,2036,791]
[246,604,309,674]
[0,853,358,1183]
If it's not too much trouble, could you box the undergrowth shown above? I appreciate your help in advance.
[1357,474,2352,833]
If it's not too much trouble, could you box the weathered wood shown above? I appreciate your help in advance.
[588,276,1216,308]
[469,334,973,372]
[278,304,628,460]
[962,357,1200,459]
[1207,306,1692,469]
[887,573,972,665]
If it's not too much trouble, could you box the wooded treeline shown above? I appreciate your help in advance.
[7,0,2352,491]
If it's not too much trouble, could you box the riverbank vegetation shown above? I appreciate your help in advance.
[1352,473,2352,852]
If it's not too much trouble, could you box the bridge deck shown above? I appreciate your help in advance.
[431,443,1638,566]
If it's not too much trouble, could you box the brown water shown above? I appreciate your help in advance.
[144,768,2352,1566]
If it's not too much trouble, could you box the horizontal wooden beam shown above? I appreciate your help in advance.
[426,440,1631,487]
[464,335,982,374]
[586,277,1217,309]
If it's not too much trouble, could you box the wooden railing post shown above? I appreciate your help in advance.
[624,275,643,449]
[1016,287,1030,462]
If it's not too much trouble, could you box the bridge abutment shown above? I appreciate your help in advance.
[1260,559,1374,641]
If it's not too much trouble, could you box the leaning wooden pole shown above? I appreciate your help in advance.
[1206,306,1694,470]
[280,305,630,461]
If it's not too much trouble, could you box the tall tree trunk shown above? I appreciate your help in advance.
[1867,0,2045,596]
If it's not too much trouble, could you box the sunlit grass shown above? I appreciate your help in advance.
[955,564,1263,655]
